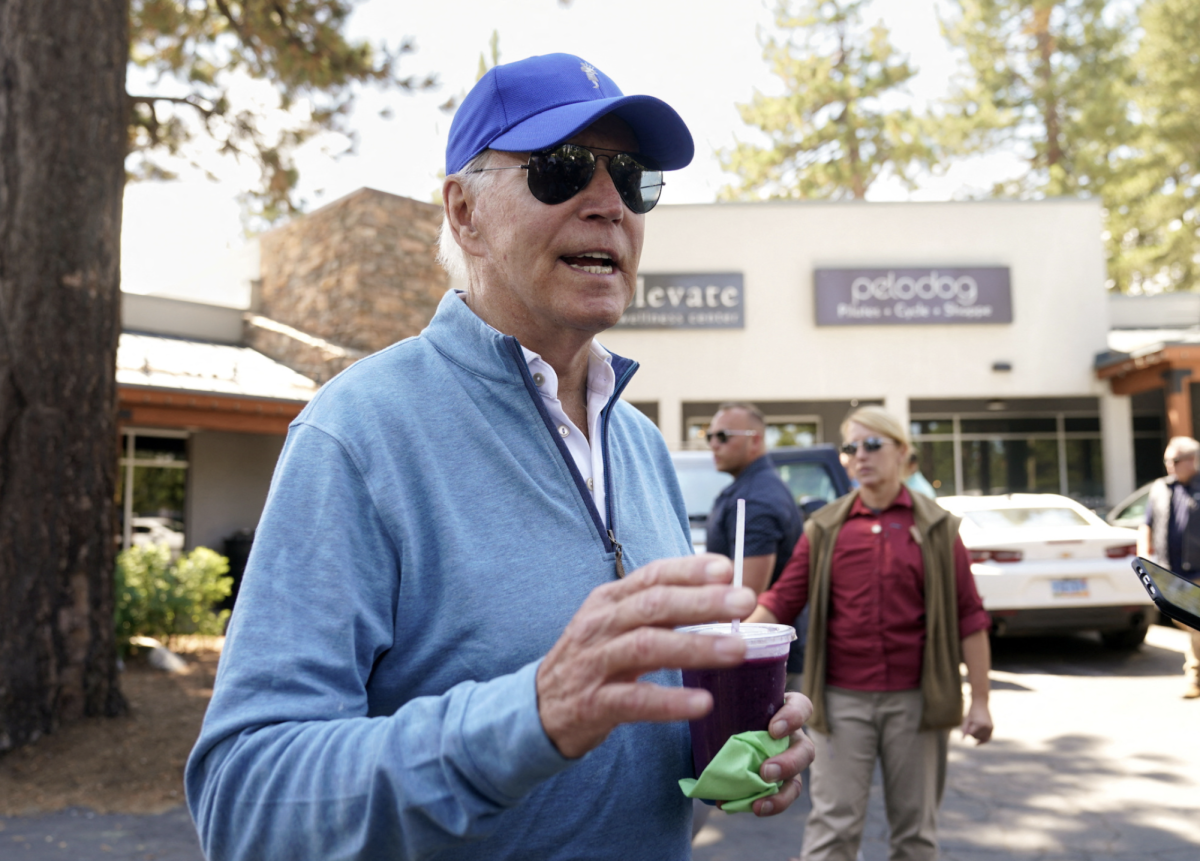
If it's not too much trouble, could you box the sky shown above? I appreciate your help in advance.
[120,0,1027,302]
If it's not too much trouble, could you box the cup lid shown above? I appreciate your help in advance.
[675,622,796,648]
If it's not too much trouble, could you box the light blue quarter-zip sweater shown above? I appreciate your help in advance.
[186,291,695,861]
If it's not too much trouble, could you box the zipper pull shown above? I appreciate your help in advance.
[608,529,625,579]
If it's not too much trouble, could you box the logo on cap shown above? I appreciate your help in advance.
[581,62,600,89]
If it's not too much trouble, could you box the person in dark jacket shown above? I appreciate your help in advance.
[706,402,803,595]
[1139,436,1200,699]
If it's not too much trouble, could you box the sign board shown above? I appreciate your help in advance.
[616,273,743,329]
[814,267,1012,326]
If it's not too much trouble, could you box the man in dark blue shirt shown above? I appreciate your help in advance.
[705,402,803,595]
[1141,436,1200,699]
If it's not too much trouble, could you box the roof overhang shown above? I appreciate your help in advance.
[118,386,305,435]
[1094,344,1200,396]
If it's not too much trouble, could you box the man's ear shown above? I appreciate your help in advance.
[444,176,485,258]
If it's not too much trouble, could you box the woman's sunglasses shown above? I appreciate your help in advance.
[840,437,894,456]
[466,144,664,214]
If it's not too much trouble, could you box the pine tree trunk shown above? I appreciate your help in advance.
[0,0,130,751]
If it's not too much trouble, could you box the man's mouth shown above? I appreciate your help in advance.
[561,251,615,274]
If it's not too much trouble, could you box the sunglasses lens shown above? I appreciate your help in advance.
[864,438,883,453]
[608,154,663,214]
[526,145,662,213]
[527,145,595,205]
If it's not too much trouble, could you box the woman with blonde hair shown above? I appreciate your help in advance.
[748,405,993,861]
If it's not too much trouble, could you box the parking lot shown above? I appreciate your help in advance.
[3,626,1197,860]
[693,623,1200,861]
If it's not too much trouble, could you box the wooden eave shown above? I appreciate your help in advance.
[1095,344,1200,396]
[117,385,307,435]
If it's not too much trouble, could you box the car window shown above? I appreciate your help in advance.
[963,507,1091,529]
[1110,494,1148,527]
[674,459,733,519]
[775,462,837,505]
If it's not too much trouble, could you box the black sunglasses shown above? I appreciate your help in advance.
[705,429,758,445]
[840,437,894,456]
[466,144,664,214]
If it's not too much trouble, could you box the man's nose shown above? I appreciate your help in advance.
[578,156,625,217]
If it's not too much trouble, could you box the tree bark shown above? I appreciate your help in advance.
[0,0,129,751]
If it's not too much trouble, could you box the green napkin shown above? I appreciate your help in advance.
[678,730,789,813]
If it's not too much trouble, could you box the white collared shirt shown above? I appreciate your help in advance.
[521,341,616,527]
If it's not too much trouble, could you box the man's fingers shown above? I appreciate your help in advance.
[761,731,816,785]
[593,680,713,725]
[753,777,803,817]
[599,626,747,678]
[609,582,757,633]
[768,691,814,739]
[759,692,817,786]
[604,554,733,601]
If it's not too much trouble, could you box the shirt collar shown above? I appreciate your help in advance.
[849,484,914,517]
[519,341,615,404]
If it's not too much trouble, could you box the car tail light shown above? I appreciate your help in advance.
[1105,544,1136,559]
[970,549,1024,563]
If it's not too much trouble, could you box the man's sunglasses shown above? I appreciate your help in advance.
[466,144,664,214]
[705,429,758,445]
[840,437,894,456]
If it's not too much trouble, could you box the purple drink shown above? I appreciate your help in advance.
[678,623,796,776]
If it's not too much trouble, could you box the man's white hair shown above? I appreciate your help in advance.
[437,149,501,283]
[1166,436,1200,460]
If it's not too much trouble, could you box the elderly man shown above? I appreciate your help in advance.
[185,53,814,861]
[1139,436,1200,699]
[706,402,803,595]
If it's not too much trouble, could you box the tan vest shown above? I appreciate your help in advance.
[800,489,965,734]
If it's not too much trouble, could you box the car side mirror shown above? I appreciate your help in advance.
[1133,557,1200,632]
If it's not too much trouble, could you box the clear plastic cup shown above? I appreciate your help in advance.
[678,622,796,775]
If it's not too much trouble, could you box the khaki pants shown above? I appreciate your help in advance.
[1178,621,1200,685]
[801,688,949,861]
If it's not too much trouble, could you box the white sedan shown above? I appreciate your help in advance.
[938,494,1154,649]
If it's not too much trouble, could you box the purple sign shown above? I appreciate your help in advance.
[814,267,1012,326]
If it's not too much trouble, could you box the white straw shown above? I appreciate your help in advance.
[732,498,745,635]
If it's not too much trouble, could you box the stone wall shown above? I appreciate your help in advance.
[249,188,449,381]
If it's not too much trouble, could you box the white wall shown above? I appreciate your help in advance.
[187,431,285,551]
[602,199,1110,447]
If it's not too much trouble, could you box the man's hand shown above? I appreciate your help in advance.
[961,699,993,745]
[746,691,816,817]
[536,554,756,759]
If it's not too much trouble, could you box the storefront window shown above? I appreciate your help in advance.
[764,421,817,449]
[961,438,1060,496]
[684,418,818,451]
[118,430,189,553]
[1132,413,1165,488]
[1065,437,1105,507]
[911,410,1105,507]
[913,440,956,496]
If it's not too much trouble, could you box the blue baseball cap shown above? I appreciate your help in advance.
[445,53,695,176]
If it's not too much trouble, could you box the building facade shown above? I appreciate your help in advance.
[601,198,1135,509]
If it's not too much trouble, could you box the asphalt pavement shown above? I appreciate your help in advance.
[3,625,1197,861]
[692,623,1200,861]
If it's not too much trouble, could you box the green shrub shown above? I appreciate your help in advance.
[114,544,232,652]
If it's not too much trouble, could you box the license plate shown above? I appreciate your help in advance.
[1051,578,1089,598]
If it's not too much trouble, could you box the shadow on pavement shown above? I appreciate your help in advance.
[0,805,203,861]
[694,732,1198,861]
[990,627,1183,679]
